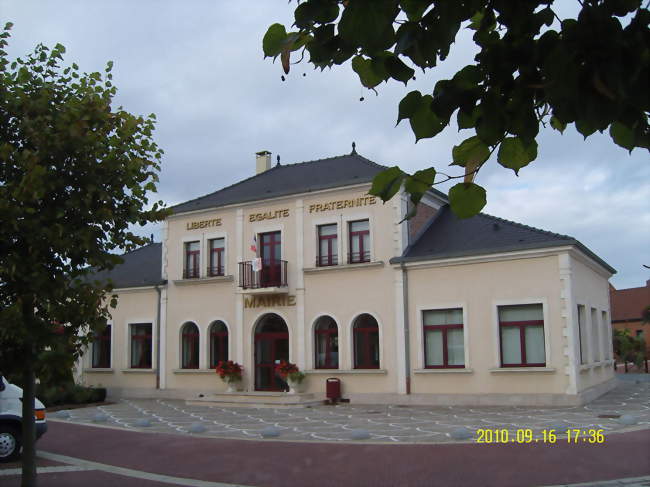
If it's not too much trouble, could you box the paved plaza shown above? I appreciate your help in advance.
[53,379,650,443]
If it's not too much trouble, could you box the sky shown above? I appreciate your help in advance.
[3,1,649,289]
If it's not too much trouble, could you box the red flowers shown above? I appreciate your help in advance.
[215,360,243,383]
[275,360,299,378]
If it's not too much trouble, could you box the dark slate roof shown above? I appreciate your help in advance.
[171,153,447,214]
[392,205,616,273]
[89,243,164,289]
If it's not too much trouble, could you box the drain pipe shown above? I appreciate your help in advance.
[401,263,411,394]
[155,280,167,389]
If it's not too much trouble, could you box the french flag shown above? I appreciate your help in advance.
[250,235,257,254]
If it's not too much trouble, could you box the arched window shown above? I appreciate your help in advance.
[181,322,199,369]
[209,320,229,368]
[353,314,379,369]
[314,316,338,369]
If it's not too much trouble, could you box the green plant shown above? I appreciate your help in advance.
[287,371,306,384]
[613,329,646,368]
[215,360,243,383]
[264,1,649,219]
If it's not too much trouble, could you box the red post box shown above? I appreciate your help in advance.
[326,377,341,403]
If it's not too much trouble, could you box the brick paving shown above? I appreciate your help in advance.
[52,380,650,443]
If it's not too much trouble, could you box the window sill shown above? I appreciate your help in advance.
[413,368,474,374]
[303,261,384,273]
[172,368,216,374]
[173,275,234,286]
[83,368,114,373]
[489,367,555,374]
[580,361,611,371]
[121,368,156,374]
[304,369,387,375]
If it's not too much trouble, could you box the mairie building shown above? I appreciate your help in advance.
[81,150,617,406]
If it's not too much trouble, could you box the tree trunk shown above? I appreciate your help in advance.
[21,298,37,487]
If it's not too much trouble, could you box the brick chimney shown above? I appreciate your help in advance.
[256,151,272,174]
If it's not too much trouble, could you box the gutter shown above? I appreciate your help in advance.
[154,280,167,389]
[401,263,411,394]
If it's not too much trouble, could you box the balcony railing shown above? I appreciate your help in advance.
[316,254,338,267]
[348,251,371,264]
[183,267,200,279]
[207,266,225,277]
[238,260,288,289]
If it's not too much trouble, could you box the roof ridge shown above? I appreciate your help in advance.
[170,153,386,212]
[477,211,574,241]
[122,241,161,256]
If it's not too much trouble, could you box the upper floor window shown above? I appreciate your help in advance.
[423,309,465,368]
[91,324,111,368]
[353,314,379,369]
[130,323,152,369]
[591,308,601,362]
[314,316,339,369]
[181,322,199,369]
[317,224,338,267]
[499,304,545,367]
[208,238,225,277]
[348,219,370,264]
[209,320,229,368]
[184,241,200,279]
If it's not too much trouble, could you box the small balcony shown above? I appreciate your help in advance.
[348,251,371,264]
[316,254,338,267]
[238,260,288,292]
[183,268,200,279]
[207,265,224,277]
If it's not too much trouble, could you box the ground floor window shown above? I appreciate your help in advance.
[92,324,111,368]
[181,322,199,369]
[423,309,464,368]
[130,323,152,368]
[499,304,545,367]
[353,314,379,369]
[209,320,229,368]
[314,316,338,369]
[577,304,587,364]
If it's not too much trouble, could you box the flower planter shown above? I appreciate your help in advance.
[286,379,305,394]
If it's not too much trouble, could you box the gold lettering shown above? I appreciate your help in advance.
[309,204,316,213]
[244,297,254,309]
[287,295,296,306]
[283,209,289,218]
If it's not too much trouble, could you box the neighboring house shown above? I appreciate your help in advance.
[81,150,617,406]
[610,280,650,353]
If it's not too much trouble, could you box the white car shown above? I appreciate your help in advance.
[0,375,48,462]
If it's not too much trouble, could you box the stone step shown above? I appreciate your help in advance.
[186,391,323,408]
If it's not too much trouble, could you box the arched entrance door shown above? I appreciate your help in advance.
[254,313,289,391]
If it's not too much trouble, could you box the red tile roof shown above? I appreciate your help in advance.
[610,280,650,322]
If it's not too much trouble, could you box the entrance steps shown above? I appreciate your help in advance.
[186,391,323,408]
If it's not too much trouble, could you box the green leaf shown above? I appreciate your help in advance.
[384,55,414,85]
[550,116,566,133]
[448,183,487,219]
[410,95,445,142]
[339,0,395,51]
[609,122,634,151]
[263,24,288,58]
[497,137,538,174]
[457,108,478,129]
[452,136,490,167]
[397,90,422,125]
[351,55,384,88]
[400,0,428,21]
[404,167,436,209]
[369,166,405,202]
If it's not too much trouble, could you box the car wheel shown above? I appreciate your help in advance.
[0,425,21,462]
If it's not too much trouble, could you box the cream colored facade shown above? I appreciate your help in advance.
[81,160,616,406]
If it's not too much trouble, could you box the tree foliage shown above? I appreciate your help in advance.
[0,23,167,484]
[264,0,649,218]
[613,329,646,368]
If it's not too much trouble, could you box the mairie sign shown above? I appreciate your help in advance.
[244,295,296,308]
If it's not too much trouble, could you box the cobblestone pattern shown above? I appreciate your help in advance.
[56,381,650,444]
